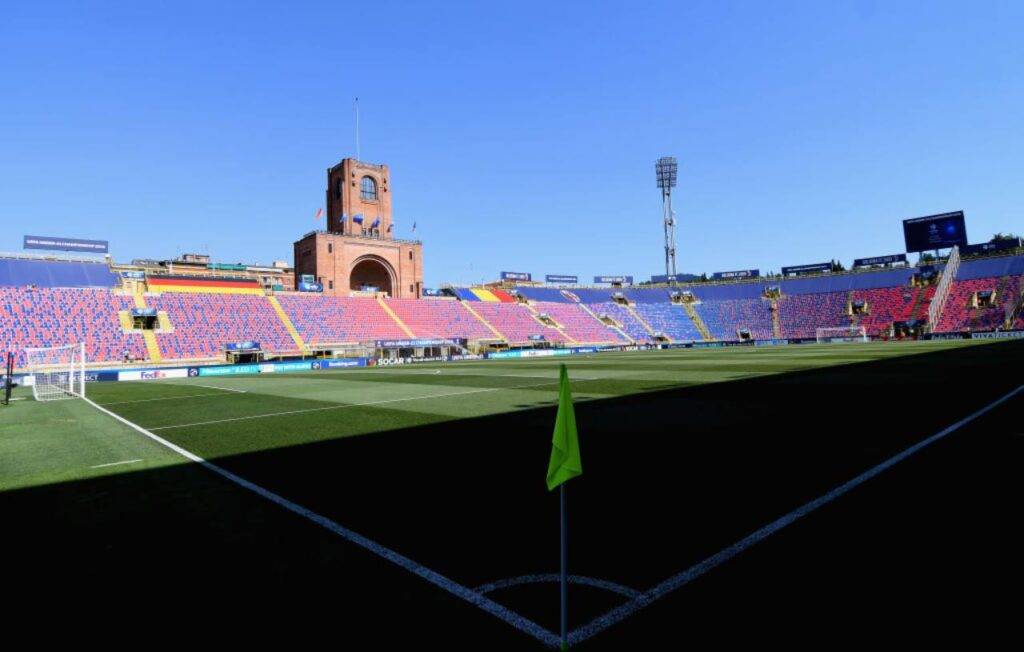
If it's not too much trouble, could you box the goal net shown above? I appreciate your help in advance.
[816,326,868,344]
[25,343,86,402]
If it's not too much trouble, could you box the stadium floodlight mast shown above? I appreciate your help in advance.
[656,156,678,279]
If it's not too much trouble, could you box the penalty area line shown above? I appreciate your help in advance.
[81,396,561,649]
[569,384,1024,647]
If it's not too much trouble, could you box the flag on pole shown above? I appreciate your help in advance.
[314,207,323,220]
[546,364,582,490]
[411,221,417,233]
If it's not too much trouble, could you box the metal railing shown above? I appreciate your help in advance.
[929,245,960,328]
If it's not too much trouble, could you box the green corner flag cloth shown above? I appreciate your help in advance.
[546,363,582,491]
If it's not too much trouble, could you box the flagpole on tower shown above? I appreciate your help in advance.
[354,97,361,161]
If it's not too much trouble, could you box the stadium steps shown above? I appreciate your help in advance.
[909,285,927,321]
[376,297,417,338]
[682,302,713,341]
[522,302,578,344]
[118,310,133,332]
[459,300,507,340]
[156,311,173,332]
[578,302,633,343]
[624,304,659,340]
[769,299,783,338]
[131,289,163,362]
[267,295,309,353]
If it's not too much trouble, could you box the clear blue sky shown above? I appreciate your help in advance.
[2,2,1022,286]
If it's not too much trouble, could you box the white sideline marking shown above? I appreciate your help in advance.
[568,384,1024,646]
[82,396,561,648]
[90,458,142,469]
[147,377,600,432]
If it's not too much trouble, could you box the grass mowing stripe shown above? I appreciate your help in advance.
[81,395,562,648]
[146,377,603,432]
[568,383,1024,647]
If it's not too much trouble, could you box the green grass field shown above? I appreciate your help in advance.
[3,339,1022,648]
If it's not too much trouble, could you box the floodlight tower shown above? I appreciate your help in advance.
[656,156,678,278]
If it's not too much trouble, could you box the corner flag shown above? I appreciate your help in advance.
[546,364,582,490]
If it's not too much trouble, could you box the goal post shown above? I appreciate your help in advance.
[25,343,86,402]
[816,326,868,344]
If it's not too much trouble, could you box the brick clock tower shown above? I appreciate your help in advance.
[293,158,423,298]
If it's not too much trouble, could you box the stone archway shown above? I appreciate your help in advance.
[349,256,396,296]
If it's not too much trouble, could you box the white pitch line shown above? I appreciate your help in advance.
[97,392,244,406]
[189,383,248,393]
[90,458,142,469]
[81,396,560,648]
[568,384,1024,646]
[146,377,604,431]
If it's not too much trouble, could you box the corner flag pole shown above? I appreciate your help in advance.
[560,482,568,650]
[546,363,581,650]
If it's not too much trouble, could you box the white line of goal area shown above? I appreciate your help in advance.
[82,395,562,649]
[82,374,1020,649]
[146,376,601,432]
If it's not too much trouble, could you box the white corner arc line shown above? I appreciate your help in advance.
[82,396,560,648]
[569,384,1024,646]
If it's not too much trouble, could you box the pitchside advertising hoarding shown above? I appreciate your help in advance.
[24,235,109,254]
[545,275,578,284]
[853,254,907,268]
[711,269,759,280]
[781,262,831,276]
[500,271,532,281]
[593,275,634,284]
[902,211,968,253]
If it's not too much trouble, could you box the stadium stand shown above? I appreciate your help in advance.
[776,292,848,339]
[0,286,146,367]
[633,302,703,341]
[150,293,296,359]
[853,286,915,336]
[276,294,407,345]
[0,258,118,288]
[470,302,569,343]
[531,301,626,343]
[697,297,775,340]
[591,302,651,342]
[386,298,495,340]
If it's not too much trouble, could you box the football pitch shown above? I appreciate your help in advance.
[3,339,1022,647]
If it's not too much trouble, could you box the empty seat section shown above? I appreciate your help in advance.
[471,302,568,343]
[531,301,625,343]
[936,276,1020,332]
[776,292,848,339]
[696,298,774,340]
[633,303,702,341]
[853,287,915,336]
[386,298,494,339]
[276,294,407,345]
[512,286,570,302]
[150,293,295,359]
[0,287,145,367]
[590,302,650,342]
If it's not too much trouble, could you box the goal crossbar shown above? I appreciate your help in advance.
[816,326,868,344]
[25,342,86,401]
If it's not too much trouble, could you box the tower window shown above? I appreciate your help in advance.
[360,176,378,201]
[335,179,343,199]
